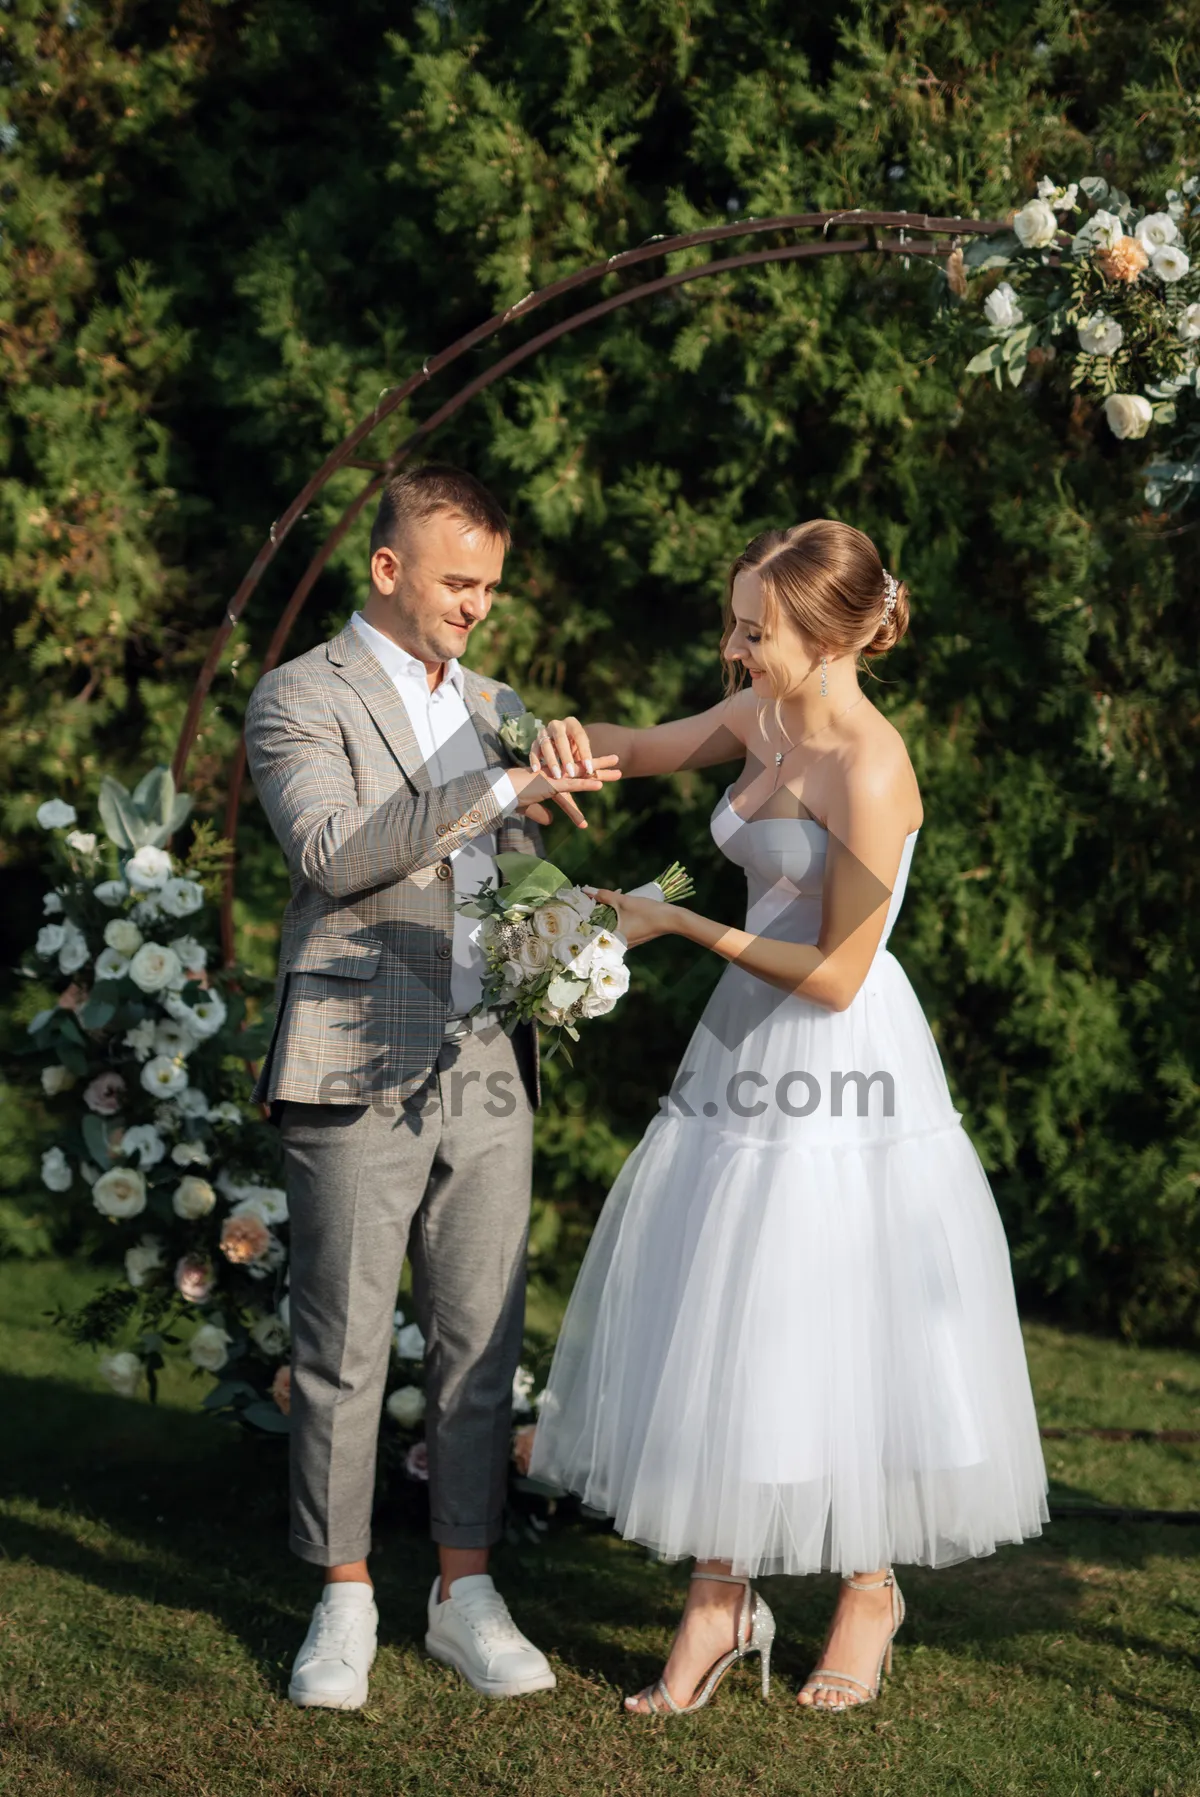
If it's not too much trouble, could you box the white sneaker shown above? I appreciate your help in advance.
[288,1582,379,1709]
[425,1573,556,1697]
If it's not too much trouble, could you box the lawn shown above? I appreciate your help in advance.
[0,1260,1196,1797]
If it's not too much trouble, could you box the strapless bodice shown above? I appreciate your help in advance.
[709,784,918,952]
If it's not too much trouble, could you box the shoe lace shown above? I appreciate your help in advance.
[453,1588,524,1652]
[307,1605,364,1661]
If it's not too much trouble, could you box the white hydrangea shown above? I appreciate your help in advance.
[123,1019,158,1062]
[126,846,173,891]
[36,799,77,830]
[41,1146,73,1191]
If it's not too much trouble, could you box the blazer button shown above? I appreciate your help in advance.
[436,943,451,959]
[436,862,452,880]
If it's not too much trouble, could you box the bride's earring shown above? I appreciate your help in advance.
[820,655,828,698]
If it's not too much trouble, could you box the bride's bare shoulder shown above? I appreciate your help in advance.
[841,702,923,827]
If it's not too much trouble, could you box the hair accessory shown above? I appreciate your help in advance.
[882,571,899,618]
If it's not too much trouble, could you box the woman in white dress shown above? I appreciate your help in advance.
[525,520,1049,1715]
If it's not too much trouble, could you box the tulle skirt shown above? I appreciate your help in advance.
[529,948,1050,1576]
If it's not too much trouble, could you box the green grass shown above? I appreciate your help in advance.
[0,1261,1196,1797]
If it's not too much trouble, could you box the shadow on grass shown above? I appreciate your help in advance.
[2,1369,1198,1711]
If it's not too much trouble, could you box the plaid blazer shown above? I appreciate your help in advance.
[244,619,544,1113]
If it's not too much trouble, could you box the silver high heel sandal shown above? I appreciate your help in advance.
[624,1569,776,1716]
[797,1569,906,1711]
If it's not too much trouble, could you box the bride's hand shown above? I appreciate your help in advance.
[530,716,598,781]
[584,885,676,950]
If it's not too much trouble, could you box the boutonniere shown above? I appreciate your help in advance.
[498,712,544,764]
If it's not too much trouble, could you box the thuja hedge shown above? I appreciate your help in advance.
[1,0,1197,1338]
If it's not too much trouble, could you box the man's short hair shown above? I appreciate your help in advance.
[368,463,511,558]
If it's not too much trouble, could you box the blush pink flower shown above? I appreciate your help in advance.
[83,1071,126,1116]
[175,1253,215,1304]
[58,982,88,1012]
[219,1213,271,1265]
[270,1364,292,1415]
[404,1440,430,1482]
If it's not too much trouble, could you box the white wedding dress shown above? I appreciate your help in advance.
[529,784,1050,1576]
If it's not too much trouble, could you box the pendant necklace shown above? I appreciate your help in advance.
[770,693,866,793]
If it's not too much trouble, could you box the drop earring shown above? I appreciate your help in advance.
[820,655,828,698]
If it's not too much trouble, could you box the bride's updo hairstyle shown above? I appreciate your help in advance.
[719,520,910,711]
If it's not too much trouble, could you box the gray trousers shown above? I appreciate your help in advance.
[278,1023,535,1564]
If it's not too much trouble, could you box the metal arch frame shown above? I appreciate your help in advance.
[169,210,1003,964]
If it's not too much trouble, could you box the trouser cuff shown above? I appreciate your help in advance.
[289,1530,373,1568]
[429,1515,505,1549]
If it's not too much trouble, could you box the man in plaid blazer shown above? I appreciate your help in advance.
[245,465,617,1707]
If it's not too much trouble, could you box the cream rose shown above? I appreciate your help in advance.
[41,1065,75,1097]
[124,1236,166,1289]
[173,1175,217,1220]
[531,901,580,943]
[386,1385,426,1427]
[516,934,552,976]
[188,1322,231,1372]
[128,942,183,993]
[99,1351,142,1397]
[104,918,143,957]
[1013,197,1058,248]
[1103,393,1153,439]
[983,281,1022,331]
[93,1166,147,1219]
[1077,312,1123,356]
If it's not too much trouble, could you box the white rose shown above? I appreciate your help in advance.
[188,1322,231,1372]
[1082,208,1125,251]
[983,281,1023,331]
[531,901,579,943]
[94,947,130,980]
[173,1175,217,1219]
[124,1236,166,1289]
[123,1019,157,1062]
[126,845,173,891]
[92,1165,147,1219]
[93,879,129,907]
[546,973,587,1014]
[41,1065,75,1097]
[169,935,207,972]
[171,1139,210,1168]
[1179,303,1200,342]
[141,1055,189,1098]
[57,921,90,976]
[579,957,630,1017]
[1152,245,1190,283]
[231,1186,288,1225]
[66,830,97,854]
[1135,211,1180,250]
[153,1021,196,1061]
[99,1350,142,1397]
[36,923,65,958]
[560,885,599,923]
[37,799,77,830]
[42,891,64,915]
[104,918,143,956]
[553,930,595,971]
[159,877,204,919]
[499,958,525,993]
[1103,393,1154,439]
[41,1146,73,1191]
[1077,312,1123,356]
[1013,197,1058,248]
[516,934,552,976]
[179,993,226,1039]
[250,1313,289,1357]
[120,1124,166,1169]
[395,1322,426,1360]
[128,942,183,993]
[385,1385,426,1427]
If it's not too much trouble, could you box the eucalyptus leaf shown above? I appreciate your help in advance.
[965,343,1003,374]
[132,766,174,826]
[78,997,116,1030]
[241,1400,292,1434]
[1079,176,1109,201]
[81,1113,112,1171]
[97,777,135,850]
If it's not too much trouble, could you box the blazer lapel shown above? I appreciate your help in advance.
[325,621,431,791]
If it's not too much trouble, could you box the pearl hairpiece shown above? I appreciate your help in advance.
[882,571,899,618]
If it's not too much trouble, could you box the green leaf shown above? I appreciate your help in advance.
[240,1400,291,1434]
[97,777,136,850]
[202,1378,261,1411]
[78,997,116,1030]
[132,766,175,829]
[965,344,1003,375]
[81,1113,112,1170]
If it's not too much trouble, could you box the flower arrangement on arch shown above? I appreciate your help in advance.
[942,173,1200,511]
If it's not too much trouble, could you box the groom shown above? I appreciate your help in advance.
[244,463,615,1707]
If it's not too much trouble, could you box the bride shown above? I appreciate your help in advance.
[525,519,1049,1715]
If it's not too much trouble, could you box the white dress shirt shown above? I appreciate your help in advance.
[350,610,520,1016]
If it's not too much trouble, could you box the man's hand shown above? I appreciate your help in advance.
[509,753,622,829]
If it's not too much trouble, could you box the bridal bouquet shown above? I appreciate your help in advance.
[457,851,694,1060]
